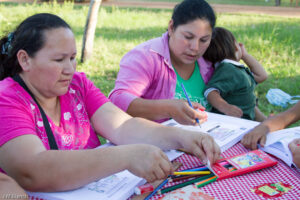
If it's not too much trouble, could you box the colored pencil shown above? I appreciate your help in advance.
[144,178,169,200]
[170,174,205,182]
[196,176,217,188]
[180,166,209,172]
[158,174,214,195]
[173,171,210,175]
[180,83,201,128]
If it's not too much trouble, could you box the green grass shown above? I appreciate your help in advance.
[0,1,299,126]
[113,0,298,7]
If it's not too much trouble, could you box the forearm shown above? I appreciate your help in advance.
[7,147,127,192]
[207,91,230,113]
[263,102,300,132]
[242,53,267,83]
[110,117,183,150]
[127,98,173,121]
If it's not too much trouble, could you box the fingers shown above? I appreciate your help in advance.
[187,134,221,165]
[241,126,268,150]
[150,151,173,181]
[160,151,174,175]
[200,136,221,164]
[184,105,207,125]
[259,135,266,147]
[289,139,300,153]
[250,135,259,150]
[191,102,205,111]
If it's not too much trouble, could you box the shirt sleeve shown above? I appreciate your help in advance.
[205,64,240,97]
[0,92,37,147]
[73,72,110,118]
[109,48,153,111]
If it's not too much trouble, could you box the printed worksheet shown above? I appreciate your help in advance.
[163,112,259,152]
[27,144,183,200]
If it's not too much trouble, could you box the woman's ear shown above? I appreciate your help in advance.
[16,50,31,72]
[168,19,174,36]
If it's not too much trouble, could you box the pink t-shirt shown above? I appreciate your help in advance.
[0,72,109,150]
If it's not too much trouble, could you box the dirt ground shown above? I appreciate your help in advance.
[1,0,300,18]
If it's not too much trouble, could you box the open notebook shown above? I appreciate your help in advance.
[27,143,183,200]
[162,112,259,152]
[260,126,300,167]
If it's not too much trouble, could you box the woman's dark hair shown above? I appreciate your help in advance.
[203,27,237,64]
[171,0,216,30]
[0,13,71,80]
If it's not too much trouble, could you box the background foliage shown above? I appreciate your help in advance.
[0,1,299,126]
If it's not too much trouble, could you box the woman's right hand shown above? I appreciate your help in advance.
[167,99,207,126]
[122,144,173,182]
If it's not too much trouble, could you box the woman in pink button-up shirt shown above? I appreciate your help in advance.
[110,0,215,125]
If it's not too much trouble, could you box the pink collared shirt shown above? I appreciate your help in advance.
[109,32,214,112]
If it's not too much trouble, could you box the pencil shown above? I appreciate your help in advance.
[180,166,209,172]
[158,174,214,195]
[173,171,211,175]
[144,178,169,200]
[170,174,206,182]
[180,83,201,128]
[195,176,217,188]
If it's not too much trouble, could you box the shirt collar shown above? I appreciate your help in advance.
[215,59,244,68]
[149,31,173,69]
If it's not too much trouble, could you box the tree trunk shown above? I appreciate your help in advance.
[81,0,102,63]
[275,0,281,6]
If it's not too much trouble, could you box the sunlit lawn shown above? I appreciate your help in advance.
[0,1,299,126]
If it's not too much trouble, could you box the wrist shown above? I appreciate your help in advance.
[161,99,175,119]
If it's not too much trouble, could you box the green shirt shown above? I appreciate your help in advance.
[205,60,257,120]
[174,62,210,109]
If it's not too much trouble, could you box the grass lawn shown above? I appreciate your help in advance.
[113,0,299,7]
[0,1,299,126]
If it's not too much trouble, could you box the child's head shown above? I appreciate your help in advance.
[204,27,240,64]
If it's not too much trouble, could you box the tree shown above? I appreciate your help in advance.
[275,0,281,6]
[81,0,102,63]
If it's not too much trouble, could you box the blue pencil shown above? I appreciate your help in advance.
[180,83,201,127]
[144,178,169,200]
[180,166,209,172]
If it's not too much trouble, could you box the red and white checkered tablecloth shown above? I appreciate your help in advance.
[151,143,300,200]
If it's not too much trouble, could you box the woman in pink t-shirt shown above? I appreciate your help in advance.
[0,13,220,192]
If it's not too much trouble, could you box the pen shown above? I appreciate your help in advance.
[173,171,211,175]
[180,83,202,128]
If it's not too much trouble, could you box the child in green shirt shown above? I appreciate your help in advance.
[203,27,268,121]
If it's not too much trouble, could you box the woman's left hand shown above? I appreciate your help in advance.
[288,138,300,168]
[179,132,221,164]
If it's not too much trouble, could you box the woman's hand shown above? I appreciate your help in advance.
[179,132,221,165]
[168,99,207,126]
[122,144,173,183]
[241,124,269,150]
[288,138,300,168]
